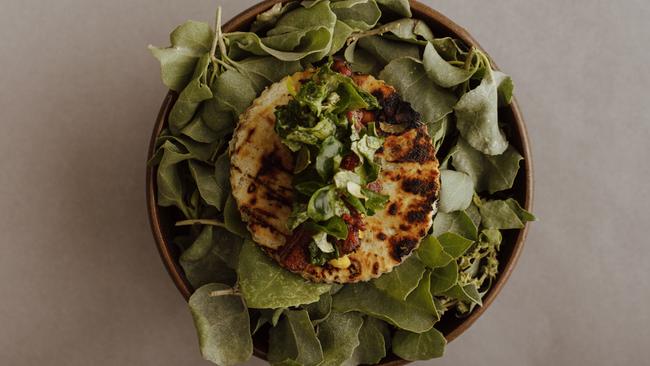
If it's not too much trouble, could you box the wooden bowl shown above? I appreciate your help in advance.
[146,1,533,364]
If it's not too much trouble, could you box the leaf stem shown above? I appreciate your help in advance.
[216,9,228,62]
[347,22,396,45]
[464,47,476,71]
[175,219,227,228]
[210,7,222,64]
[209,288,239,297]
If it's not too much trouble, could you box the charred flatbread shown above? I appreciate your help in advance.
[230,69,440,283]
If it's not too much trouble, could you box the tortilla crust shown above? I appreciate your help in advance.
[230,70,439,283]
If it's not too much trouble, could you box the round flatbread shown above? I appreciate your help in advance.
[229,69,440,283]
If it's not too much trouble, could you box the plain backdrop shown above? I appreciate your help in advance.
[1,0,649,365]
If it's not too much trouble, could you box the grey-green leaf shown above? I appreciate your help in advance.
[169,53,213,132]
[188,283,253,366]
[478,198,535,229]
[423,42,476,88]
[238,240,331,308]
[180,226,241,288]
[430,37,466,61]
[188,160,226,210]
[329,20,354,56]
[224,194,249,238]
[254,307,286,334]
[344,41,382,75]
[392,327,446,361]
[375,0,412,17]
[451,138,523,194]
[318,312,364,366]
[417,236,453,269]
[227,28,333,62]
[343,317,388,366]
[432,210,478,240]
[268,309,324,366]
[332,282,436,333]
[406,271,439,319]
[238,57,303,93]
[442,283,482,306]
[212,69,258,117]
[212,152,231,210]
[494,70,514,106]
[379,58,457,124]
[149,20,213,91]
[304,292,332,325]
[371,255,426,300]
[250,2,299,33]
[180,114,220,143]
[437,232,473,258]
[357,36,420,66]
[465,202,482,228]
[156,141,193,218]
[454,59,509,155]
[200,97,236,136]
[430,260,458,294]
[439,169,474,213]
[226,1,336,62]
[331,0,381,31]
[383,18,434,43]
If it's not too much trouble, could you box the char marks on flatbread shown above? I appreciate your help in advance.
[230,70,440,283]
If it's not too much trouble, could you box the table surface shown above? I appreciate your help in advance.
[1,0,649,365]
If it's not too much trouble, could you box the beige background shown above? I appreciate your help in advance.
[1,0,649,365]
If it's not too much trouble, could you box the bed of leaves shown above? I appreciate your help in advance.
[148,1,535,365]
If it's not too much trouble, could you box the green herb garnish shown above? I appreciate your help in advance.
[274,61,388,265]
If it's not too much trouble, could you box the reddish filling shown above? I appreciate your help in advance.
[340,153,361,170]
[332,58,353,77]
[278,228,311,271]
[360,110,375,124]
[337,211,366,255]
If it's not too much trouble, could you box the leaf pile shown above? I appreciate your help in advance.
[149,1,535,365]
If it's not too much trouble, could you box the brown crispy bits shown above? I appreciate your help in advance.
[279,228,312,272]
[402,177,438,197]
[388,202,398,215]
[382,128,436,164]
[373,90,422,127]
[332,58,353,77]
[337,212,366,255]
[406,209,428,223]
[258,151,292,177]
[389,236,419,261]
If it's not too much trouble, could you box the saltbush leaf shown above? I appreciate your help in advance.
[188,283,253,366]
[238,241,331,308]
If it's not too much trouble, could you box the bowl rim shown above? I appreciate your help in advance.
[146,0,534,364]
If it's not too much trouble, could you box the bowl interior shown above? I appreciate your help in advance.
[146,1,533,364]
